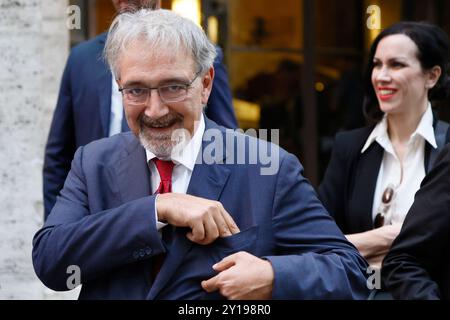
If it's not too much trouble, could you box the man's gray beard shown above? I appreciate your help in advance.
[137,111,186,158]
[139,130,174,158]
[139,127,191,159]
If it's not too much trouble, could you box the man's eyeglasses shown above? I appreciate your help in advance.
[119,70,202,105]
[374,184,396,228]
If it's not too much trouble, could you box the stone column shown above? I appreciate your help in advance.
[0,0,78,299]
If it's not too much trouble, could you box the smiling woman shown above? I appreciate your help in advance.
[317,21,450,274]
[371,34,441,118]
[363,22,450,124]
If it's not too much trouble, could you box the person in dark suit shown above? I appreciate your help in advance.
[318,22,450,269]
[32,9,369,300]
[382,143,450,299]
[43,0,237,220]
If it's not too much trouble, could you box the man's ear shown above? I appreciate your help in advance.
[426,66,442,89]
[201,66,215,105]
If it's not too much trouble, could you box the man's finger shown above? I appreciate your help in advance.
[202,214,219,244]
[188,218,206,243]
[212,213,232,237]
[213,255,237,272]
[186,223,205,244]
[201,275,219,293]
[219,207,240,235]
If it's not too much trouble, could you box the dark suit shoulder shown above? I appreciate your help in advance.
[213,46,224,66]
[81,132,140,164]
[427,143,450,178]
[68,33,107,64]
[332,126,374,159]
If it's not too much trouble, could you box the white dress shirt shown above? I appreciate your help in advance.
[109,75,123,137]
[145,113,206,229]
[361,104,437,225]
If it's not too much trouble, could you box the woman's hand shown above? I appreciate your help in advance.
[346,224,402,265]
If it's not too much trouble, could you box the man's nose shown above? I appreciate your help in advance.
[143,89,169,118]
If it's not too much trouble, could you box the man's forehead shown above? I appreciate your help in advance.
[125,40,194,66]
[118,44,196,81]
[121,70,193,85]
[119,65,197,86]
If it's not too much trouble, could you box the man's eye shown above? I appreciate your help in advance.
[127,88,146,96]
[165,85,185,93]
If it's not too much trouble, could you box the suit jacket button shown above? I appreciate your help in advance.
[139,249,146,258]
[133,251,140,259]
[145,247,152,255]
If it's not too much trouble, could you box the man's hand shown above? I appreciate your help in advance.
[201,252,274,300]
[156,193,240,245]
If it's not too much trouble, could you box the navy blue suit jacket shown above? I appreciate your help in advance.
[33,118,370,300]
[43,33,237,219]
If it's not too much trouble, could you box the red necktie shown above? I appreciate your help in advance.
[151,159,175,282]
[153,159,175,194]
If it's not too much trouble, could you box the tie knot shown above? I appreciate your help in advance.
[153,159,175,182]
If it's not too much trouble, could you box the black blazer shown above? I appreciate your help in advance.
[382,144,450,299]
[318,118,449,234]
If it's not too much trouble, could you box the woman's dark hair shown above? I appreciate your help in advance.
[363,21,450,123]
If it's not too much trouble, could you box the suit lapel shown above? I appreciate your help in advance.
[147,120,231,300]
[351,143,384,231]
[114,135,151,204]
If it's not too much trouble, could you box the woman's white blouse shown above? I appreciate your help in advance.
[361,104,437,225]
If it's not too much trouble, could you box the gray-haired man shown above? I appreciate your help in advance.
[34,9,369,300]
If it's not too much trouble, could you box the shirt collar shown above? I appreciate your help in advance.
[145,113,205,171]
[361,116,388,154]
[361,102,436,153]
[412,103,437,149]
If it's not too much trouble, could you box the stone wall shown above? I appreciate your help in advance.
[0,0,79,299]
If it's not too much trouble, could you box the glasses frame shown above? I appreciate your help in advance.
[118,70,202,105]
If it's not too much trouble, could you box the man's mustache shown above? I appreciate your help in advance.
[139,113,183,129]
